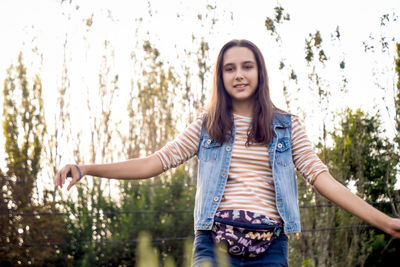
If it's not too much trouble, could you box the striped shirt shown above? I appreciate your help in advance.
[155,113,328,220]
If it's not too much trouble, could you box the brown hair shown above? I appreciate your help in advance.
[205,39,277,145]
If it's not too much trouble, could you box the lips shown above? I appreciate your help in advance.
[233,84,248,88]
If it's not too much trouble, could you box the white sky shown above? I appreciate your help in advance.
[0,0,399,190]
[0,0,398,125]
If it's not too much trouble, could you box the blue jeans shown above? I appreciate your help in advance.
[192,230,289,267]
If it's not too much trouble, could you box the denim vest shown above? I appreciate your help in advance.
[194,112,300,234]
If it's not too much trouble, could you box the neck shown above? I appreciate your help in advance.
[232,100,254,117]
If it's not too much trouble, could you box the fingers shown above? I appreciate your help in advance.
[54,164,81,190]
[391,218,400,239]
[53,167,65,189]
[54,165,67,188]
[67,175,80,191]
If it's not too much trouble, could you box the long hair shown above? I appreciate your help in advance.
[205,39,277,145]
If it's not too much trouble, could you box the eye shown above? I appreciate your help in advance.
[244,64,254,70]
[224,66,234,72]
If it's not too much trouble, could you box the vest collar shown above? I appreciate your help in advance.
[272,111,291,128]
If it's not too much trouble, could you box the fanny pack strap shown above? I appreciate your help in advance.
[214,217,282,231]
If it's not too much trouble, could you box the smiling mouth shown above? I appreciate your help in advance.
[234,84,248,88]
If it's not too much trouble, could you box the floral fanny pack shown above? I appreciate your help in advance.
[211,210,283,258]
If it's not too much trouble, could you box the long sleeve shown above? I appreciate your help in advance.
[291,116,329,184]
[155,117,203,171]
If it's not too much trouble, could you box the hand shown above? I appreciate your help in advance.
[54,164,83,191]
[385,217,400,239]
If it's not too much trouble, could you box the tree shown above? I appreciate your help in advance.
[112,39,194,266]
[0,53,65,265]
[391,42,400,217]
[58,38,123,266]
[328,109,396,266]
[264,5,400,267]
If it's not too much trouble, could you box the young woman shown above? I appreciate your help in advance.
[54,39,400,266]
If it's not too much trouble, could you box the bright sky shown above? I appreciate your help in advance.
[1,0,398,124]
[0,0,399,189]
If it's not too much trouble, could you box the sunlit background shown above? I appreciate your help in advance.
[0,0,399,266]
[1,0,399,188]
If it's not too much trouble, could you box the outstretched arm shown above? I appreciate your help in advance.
[54,154,164,191]
[313,171,400,238]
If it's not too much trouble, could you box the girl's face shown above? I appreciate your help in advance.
[222,46,258,108]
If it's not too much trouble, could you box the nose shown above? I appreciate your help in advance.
[235,69,244,80]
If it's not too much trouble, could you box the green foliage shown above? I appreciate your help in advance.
[135,232,196,267]
[136,40,178,153]
[329,109,396,202]
[50,37,198,265]
[305,31,327,65]
[1,53,65,265]
[57,166,195,266]
[265,17,275,35]
[301,258,313,267]
[117,166,195,266]
[265,6,290,42]
[265,6,298,112]
[291,108,399,267]
[1,4,398,266]
[136,232,160,267]
[2,53,44,205]
[394,43,400,156]
[58,182,114,266]
[196,39,210,110]
[363,234,400,267]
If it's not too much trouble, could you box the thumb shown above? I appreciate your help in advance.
[67,176,80,191]
[67,165,83,191]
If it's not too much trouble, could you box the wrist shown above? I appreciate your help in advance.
[79,165,88,177]
[74,164,83,180]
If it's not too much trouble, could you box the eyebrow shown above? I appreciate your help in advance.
[223,60,256,67]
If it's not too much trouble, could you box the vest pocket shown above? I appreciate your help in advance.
[198,137,222,161]
[275,137,293,167]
